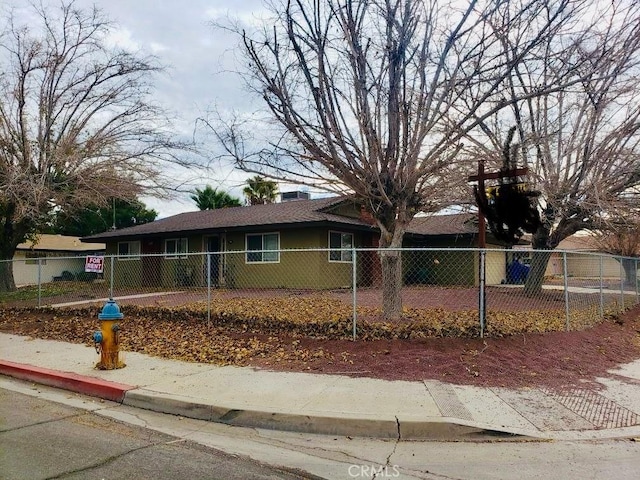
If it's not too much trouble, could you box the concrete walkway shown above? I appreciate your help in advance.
[50,291,183,308]
[2,332,640,441]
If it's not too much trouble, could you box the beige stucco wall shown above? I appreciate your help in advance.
[12,251,86,286]
[565,252,625,278]
[545,252,623,278]
[486,249,507,285]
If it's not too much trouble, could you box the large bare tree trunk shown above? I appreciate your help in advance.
[620,258,638,288]
[214,1,587,291]
[378,220,407,321]
[0,206,24,293]
[0,260,16,292]
[524,250,552,296]
[380,249,403,321]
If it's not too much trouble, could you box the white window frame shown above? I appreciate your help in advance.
[165,237,189,259]
[117,241,141,260]
[328,231,354,263]
[25,252,47,265]
[245,232,280,264]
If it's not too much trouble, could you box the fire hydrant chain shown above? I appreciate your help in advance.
[92,331,103,354]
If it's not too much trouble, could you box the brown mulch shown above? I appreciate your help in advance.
[1,305,639,391]
[252,306,640,390]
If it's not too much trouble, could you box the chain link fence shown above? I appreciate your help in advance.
[1,248,637,338]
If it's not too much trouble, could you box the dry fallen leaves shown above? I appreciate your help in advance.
[2,301,639,391]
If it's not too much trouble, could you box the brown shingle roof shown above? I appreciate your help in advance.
[82,196,371,241]
[18,234,105,252]
[407,213,477,236]
[81,198,480,243]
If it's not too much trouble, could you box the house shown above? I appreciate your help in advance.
[81,195,505,289]
[536,235,622,279]
[13,234,106,286]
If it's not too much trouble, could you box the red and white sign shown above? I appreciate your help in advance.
[85,256,104,273]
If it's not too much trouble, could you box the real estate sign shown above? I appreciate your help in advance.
[85,255,104,273]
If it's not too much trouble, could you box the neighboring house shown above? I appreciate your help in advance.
[81,195,505,289]
[549,235,621,278]
[514,234,623,279]
[13,235,106,286]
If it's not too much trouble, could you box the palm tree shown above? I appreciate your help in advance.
[243,176,278,205]
[190,185,241,210]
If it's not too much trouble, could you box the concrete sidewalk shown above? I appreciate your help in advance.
[2,332,640,441]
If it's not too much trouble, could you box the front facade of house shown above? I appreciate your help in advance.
[86,197,382,290]
[105,225,377,290]
[83,196,500,289]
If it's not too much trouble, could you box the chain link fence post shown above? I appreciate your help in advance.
[352,247,357,341]
[207,252,211,327]
[599,254,604,320]
[109,255,114,299]
[633,258,638,304]
[37,257,42,308]
[479,249,486,338]
[620,255,625,314]
[563,251,570,331]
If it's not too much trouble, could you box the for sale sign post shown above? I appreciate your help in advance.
[85,256,104,273]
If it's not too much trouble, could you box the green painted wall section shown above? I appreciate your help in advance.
[224,228,356,289]
[402,250,475,286]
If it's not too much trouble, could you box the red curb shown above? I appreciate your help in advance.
[0,360,135,403]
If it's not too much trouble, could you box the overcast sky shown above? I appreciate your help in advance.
[16,0,275,218]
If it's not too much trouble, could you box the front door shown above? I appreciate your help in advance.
[205,236,222,287]
[142,238,162,287]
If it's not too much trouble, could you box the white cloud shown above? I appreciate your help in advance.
[149,42,168,53]
[204,6,271,27]
[104,27,140,51]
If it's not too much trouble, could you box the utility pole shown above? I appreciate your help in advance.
[468,163,529,247]
[468,162,529,337]
[111,198,116,230]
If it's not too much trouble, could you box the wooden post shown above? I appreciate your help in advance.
[468,162,531,337]
[468,165,528,247]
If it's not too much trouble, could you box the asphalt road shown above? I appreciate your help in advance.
[3,377,640,479]
[0,387,321,480]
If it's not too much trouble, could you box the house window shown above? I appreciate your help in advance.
[246,233,279,263]
[25,252,47,265]
[329,231,353,262]
[165,238,188,259]
[117,241,141,260]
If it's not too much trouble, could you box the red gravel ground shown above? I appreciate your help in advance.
[250,305,640,390]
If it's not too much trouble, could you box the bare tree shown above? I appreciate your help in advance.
[591,204,640,287]
[0,1,187,292]
[211,0,587,319]
[595,226,640,259]
[467,0,640,294]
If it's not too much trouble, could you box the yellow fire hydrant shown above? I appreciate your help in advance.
[92,298,125,370]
